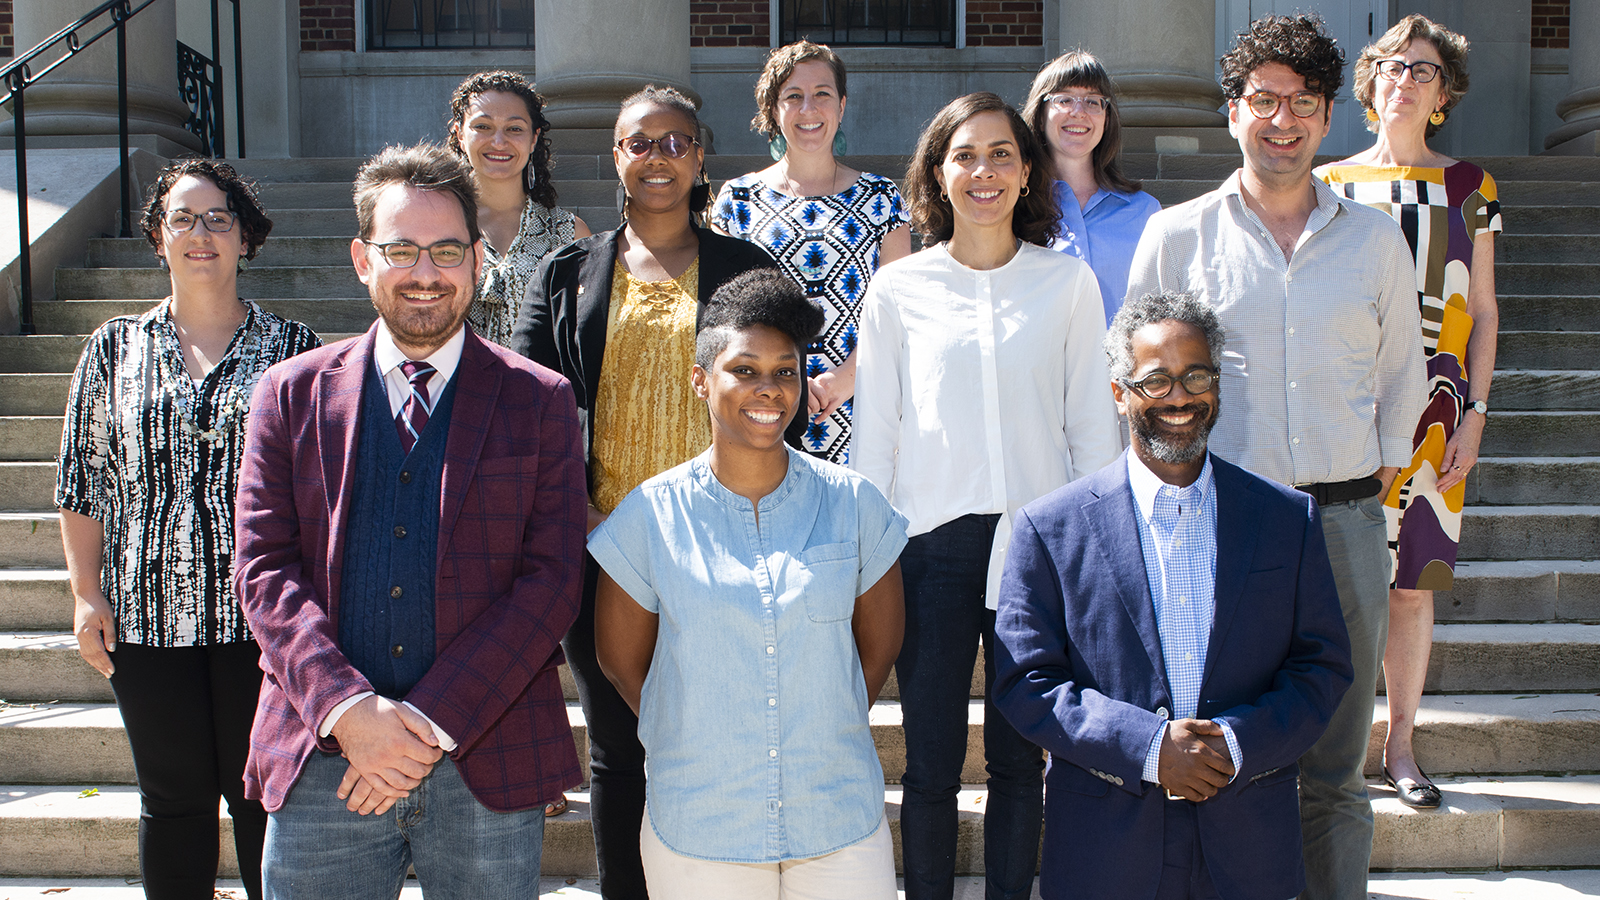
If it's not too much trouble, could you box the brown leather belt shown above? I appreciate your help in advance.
[1293,477,1382,506]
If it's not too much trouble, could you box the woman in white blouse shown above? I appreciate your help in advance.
[850,91,1120,900]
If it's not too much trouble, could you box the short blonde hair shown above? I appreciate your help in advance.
[750,40,847,137]
[1353,14,1470,138]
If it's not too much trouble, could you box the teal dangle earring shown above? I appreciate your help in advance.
[833,130,847,156]
[768,133,788,161]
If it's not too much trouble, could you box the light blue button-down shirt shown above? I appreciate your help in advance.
[1049,181,1162,326]
[587,447,908,862]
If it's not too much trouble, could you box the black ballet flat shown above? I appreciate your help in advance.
[1384,765,1442,809]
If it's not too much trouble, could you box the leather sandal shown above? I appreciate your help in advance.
[1384,765,1442,809]
[544,795,569,817]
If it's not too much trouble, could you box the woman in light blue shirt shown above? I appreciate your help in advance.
[1022,50,1162,326]
[588,269,907,899]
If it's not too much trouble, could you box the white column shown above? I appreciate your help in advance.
[1058,0,1224,127]
[1546,0,1600,152]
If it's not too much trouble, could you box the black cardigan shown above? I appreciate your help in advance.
[509,224,798,461]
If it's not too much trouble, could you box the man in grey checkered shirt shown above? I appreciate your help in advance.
[1126,15,1427,900]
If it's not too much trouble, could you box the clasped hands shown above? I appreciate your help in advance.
[328,695,444,816]
[1157,718,1236,802]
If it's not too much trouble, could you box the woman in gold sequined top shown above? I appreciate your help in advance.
[509,85,776,900]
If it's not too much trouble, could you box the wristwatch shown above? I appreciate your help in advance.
[1466,399,1488,415]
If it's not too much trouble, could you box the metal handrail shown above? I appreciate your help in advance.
[2,0,159,335]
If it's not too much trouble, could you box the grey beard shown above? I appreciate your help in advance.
[1131,406,1215,464]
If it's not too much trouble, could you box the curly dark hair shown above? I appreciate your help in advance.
[1353,14,1470,139]
[905,92,1059,248]
[750,40,848,137]
[1219,14,1346,104]
[1021,50,1141,195]
[447,70,558,209]
[617,84,712,215]
[695,268,825,369]
[140,158,272,260]
[1104,290,1226,383]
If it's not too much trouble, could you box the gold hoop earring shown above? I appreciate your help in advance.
[940,190,948,201]
[1430,110,1445,126]
[1365,108,1379,122]
[1019,185,1030,198]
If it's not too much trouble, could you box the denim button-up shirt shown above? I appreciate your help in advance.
[588,447,908,862]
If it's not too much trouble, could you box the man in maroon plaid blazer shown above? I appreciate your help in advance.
[234,142,586,897]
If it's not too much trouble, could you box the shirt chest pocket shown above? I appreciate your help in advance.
[796,541,860,623]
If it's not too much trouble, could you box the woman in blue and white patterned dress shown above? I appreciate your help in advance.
[711,40,911,464]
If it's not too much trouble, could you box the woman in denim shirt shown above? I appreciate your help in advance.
[588,269,907,899]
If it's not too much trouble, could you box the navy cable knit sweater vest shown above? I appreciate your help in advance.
[338,362,457,696]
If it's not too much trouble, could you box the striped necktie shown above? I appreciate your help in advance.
[395,360,436,454]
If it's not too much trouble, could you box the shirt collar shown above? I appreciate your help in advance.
[1127,450,1215,524]
[373,319,466,383]
[1219,169,1343,228]
[692,444,805,513]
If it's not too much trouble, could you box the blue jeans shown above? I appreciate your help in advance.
[1299,497,1390,900]
[262,752,544,900]
[898,514,1043,900]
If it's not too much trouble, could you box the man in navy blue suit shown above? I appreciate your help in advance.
[993,290,1354,900]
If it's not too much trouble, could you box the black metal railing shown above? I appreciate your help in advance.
[366,0,535,50]
[178,41,224,157]
[2,0,159,336]
[781,0,955,46]
[212,0,245,158]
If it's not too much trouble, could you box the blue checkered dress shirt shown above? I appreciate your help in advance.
[1128,454,1244,783]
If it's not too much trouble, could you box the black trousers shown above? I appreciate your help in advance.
[564,556,649,900]
[108,640,268,900]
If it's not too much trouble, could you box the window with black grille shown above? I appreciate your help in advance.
[780,0,956,46]
[366,0,534,49]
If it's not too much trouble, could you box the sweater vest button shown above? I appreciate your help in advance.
[391,644,404,658]
[390,586,403,598]
[399,471,412,484]
[393,526,407,539]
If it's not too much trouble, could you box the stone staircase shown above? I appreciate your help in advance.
[0,151,1596,888]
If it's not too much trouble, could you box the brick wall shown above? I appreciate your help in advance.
[302,0,357,52]
[1,1,13,60]
[1531,1,1569,49]
[691,0,770,48]
[966,0,1041,47]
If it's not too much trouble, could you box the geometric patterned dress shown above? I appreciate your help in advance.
[1317,160,1502,590]
[711,172,911,463]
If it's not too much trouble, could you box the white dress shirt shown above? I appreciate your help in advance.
[851,241,1122,607]
[318,321,469,751]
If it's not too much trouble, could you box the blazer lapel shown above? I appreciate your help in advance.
[574,230,619,404]
[1202,455,1261,688]
[437,330,499,565]
[1082,467,1170,689]
[316,326,378,613]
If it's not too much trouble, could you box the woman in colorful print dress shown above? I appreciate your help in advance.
[710,40,912,463]
[448,70,590,348]
[57,160,321,898]
[1317,13,1500,810]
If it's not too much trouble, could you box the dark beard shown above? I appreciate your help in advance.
[1131,401,1217,465]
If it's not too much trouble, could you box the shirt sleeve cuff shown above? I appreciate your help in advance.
[1142,721,1166,784]
[402,701,458,752]
[1218,720,1243,784]
[319,691,374,738]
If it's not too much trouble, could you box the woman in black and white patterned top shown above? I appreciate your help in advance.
[56,159,320,900]
[449,70,591,347]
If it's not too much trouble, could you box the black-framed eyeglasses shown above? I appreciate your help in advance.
[1044,94,1108,115]
[616,132,699,159]
[1240,90,1324,119]
[163,209,237,234]
[1375,59,1444,84]
[1120,368,1219,400]
[361,239,471,268]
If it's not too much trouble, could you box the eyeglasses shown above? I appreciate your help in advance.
[1375,59,1444,84]
[1239,90,1324,119]
[616,132,699,159]
[1045,94,1108,115]
[1120,368,1219,400]
[163,209,237,234]
[361,239,471,269]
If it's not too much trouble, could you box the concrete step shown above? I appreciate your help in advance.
[1491,181,1600,206]
[86,236,357,269]
[0,463,56,511]
[1424,623,1600,693]
[1495,263,1600,296]
[1500,296,1600,332]
[1369,775,1600,870]
[0,571,69,632]
[32,298,375,336]
[1480,412,1600,457]
[1369,694,1600,777]
[1439,560,1600,623]
[261,208,359,237]
[0,335,358,376]
[56,266,366,302]
[1458,506,1600,562]
[0,419,60,464]
[0,375,71,417]
[224,157,366,183]
[1498,206,1600,235]
[0,514,64,568]
[0,632,114,703]
[1496,233,1600,264]
[1490,370,1597,411]
[1497,331,1600,370]
[1468,458,1600,506]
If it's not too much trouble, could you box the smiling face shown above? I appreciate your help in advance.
[692,324,803,456]
[1042,85,1108,169]
[614,102,705,219]
[936,110,1031,236]
[456,90,538,186]
[351,183,483,358]
[773,59,845,156]
[155,174,247,287]
[1369,40,1447,138]
[1229,62,1331,190]
[1114,319,1220,479]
